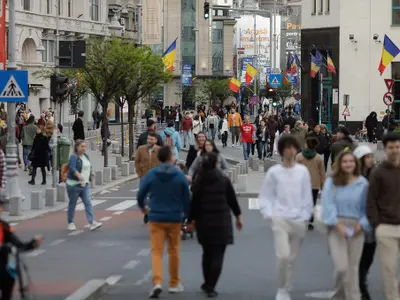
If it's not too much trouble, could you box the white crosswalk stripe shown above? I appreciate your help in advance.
[105,200,137,211]
[76,200,107,211]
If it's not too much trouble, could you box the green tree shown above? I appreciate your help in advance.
[276,82,293,107]
[120,45,170,160]
[33,68,88,119]
[113,95,127,157]
[197,78,232,107]
[79,37,132,167]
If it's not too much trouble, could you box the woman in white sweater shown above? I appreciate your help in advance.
[192,115,203,139]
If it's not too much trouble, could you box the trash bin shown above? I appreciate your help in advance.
[57,136,71,168]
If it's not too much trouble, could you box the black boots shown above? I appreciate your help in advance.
[28,167,46,185]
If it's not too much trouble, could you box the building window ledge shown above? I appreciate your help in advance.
[311,12,316,16]
[325,11,330,15]
[318,12,323,15]
[391,24,400,27]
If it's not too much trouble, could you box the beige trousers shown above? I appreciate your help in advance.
[271,217,307,291]
[328,218,364,300]
[376,223,400,300]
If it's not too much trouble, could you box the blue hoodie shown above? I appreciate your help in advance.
[137,162,190,223]
[159,127,181,158]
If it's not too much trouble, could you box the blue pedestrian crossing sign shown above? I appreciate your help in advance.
[269,74,282,88]
[266,67,271,75]
[0,70,28,102]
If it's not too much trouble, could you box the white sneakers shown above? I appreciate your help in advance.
[168,283,184,293]
[67,221,102,231]
[275,289,291,300]
[67,223,77,231]
[149,284,162,298]
[148,283,184,299]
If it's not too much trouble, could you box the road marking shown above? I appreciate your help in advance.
[106,200,137,211]
[137,248,151,256]
[134,270,152,286]
[95,197,137,200]
[100,190,111,195]
[123,260,140,270]
[248,198,260,210]
[130,188,139,192]
[10,222,18,227]
[26,249,46,257]
[49,239,66,246]
[99,216,112,222]
[305,291,334,298]
[68,230,84,236]
[106,275,122,286]
[110,188,119,191]
[76,200,106,211]
[113,211,125,215]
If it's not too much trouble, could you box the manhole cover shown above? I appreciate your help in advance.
[304,291,334,298]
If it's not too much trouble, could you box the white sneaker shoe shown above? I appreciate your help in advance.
[89,221,102,231]
[67,223,77,231]
[168,282,184,293]
[149,284,162,298]
[275,289,291,300]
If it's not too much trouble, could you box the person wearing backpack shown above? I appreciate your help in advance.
[159,122,181,159]
[64,140,102,232]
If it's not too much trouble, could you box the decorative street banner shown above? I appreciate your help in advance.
[142,0,162,45]
[182,64,192,86]
[0,0,6,70]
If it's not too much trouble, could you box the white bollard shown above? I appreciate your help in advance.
[129,161,135,174]
[103,167,112,183]
[236,174,247,192]
[116,156,123,167]
[111,165,118,180]
[45,188,57,207]
[95,170,104,185]
[121,163,129,176]
[31,191,44,210]
[56,185,66,202]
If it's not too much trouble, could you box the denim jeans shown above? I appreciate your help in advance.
[66,183,94,224]
[209,127,217,141]
[257,140,268,159]
[183,130,192,146]
[242,142,252,160]
[22,145,32,167]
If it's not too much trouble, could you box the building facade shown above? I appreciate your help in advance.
[5,0,112,125]
[162,0,236,109]
[301,0,339,131]
[301,0,400,132]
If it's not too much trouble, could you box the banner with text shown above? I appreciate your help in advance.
[142,0,162,45]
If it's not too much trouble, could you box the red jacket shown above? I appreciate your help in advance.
[241,123,254,143]
[181,118,193,131]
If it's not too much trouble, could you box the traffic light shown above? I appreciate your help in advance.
[272,98,278,107]
[265,83,277,98]
[50,73,69,101]
[204,1,210,19]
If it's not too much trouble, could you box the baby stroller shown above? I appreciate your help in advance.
[181,218,194,240]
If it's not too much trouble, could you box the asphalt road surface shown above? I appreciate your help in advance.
[11,179,385,300]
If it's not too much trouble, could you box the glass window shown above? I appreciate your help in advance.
[319,0,323,13]
[394,0,400,5]
[182,42,195,57]
[48,41,55,62]
[312,0,316,14]
[182,12,196,27]
[393,9,400,25]
[68,0,72,17]
[326,0,330,13]
[46,0,51,14]
[42,40,48,62]
[91,0,99,21]
[182,27,195,41]
[57,0,61,15]
[23,0,30,11]
[212,21,223,75]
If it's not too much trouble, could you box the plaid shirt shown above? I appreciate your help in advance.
[0,149,6,189]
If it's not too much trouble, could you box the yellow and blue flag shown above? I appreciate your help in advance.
[378,35,400,75]
[162,38,178,72]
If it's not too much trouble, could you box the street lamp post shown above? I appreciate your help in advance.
[6,0,23,216]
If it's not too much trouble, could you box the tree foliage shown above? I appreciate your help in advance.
[120,45,170,159]
[197,79,232,107]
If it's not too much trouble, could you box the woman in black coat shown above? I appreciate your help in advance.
[28,126,50,185]
[189,152,242,297]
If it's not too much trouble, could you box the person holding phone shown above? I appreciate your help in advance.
[321,150,370,300]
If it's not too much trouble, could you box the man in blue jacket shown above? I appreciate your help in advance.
[138,146,190,299]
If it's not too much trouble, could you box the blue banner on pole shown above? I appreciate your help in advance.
[182,63,192,86]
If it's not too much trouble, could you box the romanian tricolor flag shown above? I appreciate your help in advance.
[245,63,257,85]
[310,54,321,78]
[228,78,241,93]
[327,53,336,74]
[283,75,291,85]
[162,38,178,72]
[378,35,400,75]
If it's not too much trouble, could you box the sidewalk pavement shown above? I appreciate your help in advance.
[3,136,137,222]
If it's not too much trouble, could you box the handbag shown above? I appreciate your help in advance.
[314,186,336,234]
[27,150,35,161]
